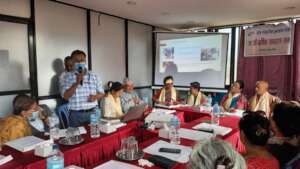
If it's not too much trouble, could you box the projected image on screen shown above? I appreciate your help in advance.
[155,33,229,89]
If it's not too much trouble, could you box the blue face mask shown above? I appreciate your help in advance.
[75,62,86,73]
[28,111,39,121]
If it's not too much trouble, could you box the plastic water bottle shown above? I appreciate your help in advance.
[94,108,101,122]
[49,114,60,140]
[90,112,100,138]
[169,115,181,144]
[47,144,64,169]
[211,103,220,125]
[207,94,212,107]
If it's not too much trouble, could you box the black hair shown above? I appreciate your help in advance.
[163,75,174,84]
[71,50,86,59]
[190,82,201,91]
[64,56,72,62]
[110,82,123,92]
[12,94,35,116]
[235,80,244,90]
[273,102,300,137]
[239,111,270,146]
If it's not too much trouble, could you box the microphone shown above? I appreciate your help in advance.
[78,67,83,85]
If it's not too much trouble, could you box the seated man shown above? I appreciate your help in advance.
[153,76,178,105]
[120,78,143,113]
[0,95,39,144]
[103,82,124,118]
[248,80,277,118]
[221,80,247,112]
[187,82,207,106]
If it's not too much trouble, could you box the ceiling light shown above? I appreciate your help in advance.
[126,1,136,5]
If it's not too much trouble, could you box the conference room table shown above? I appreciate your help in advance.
[0,106,244,169]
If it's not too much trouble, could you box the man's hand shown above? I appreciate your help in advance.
[88,95,98,102]
[133,97,140,105]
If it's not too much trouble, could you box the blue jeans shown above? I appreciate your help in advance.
[69,108,101,127]
[69,110,91,127]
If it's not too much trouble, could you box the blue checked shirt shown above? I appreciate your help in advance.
[61,71,104,110]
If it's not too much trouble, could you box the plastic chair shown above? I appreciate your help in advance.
[55,104,70,129]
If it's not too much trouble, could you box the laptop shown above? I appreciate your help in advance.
[121,104,147,122]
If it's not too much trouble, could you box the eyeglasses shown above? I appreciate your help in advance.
[165,83,173,85]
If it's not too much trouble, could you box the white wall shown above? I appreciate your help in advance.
[35,0,87,96]
[128,22,153,86]
[0,21,30,91]
[90,12,126,84]
[0,0,30,18]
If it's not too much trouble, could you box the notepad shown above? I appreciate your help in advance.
[192,123,232,136]
[93,160,143,169]
[5,136,51,152]
[143,140,192,163]
[0,155,13,166]
[178,128,214,141]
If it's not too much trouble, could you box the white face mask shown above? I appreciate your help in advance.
[28,117,45,132]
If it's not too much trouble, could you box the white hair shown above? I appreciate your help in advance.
[188,139,246,169]
[123,77,133,85]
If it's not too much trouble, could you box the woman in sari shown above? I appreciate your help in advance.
[187,82,207,106]
[221,80,247,112]
[153,76,178,105]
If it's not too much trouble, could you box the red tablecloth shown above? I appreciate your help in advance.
[0,107,245,169]
[0,121,141,169]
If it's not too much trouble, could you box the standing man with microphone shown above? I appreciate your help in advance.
[61,50,104,127]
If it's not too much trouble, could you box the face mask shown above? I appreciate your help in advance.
[75,62,86,73]
[28,111,39,121]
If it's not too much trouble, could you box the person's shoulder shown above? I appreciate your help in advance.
[1,115,26,129]
[87,71,101,79]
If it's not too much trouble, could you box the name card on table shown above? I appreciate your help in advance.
[178,128,214,141]
[192,123,232,136]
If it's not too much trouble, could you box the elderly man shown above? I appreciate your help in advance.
[120,78,143,113]
[248,81,279,118]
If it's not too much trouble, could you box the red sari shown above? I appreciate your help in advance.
[246,156,280,169]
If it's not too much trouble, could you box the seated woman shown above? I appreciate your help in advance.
[153,76,178,105]
[268,102,300,169]
[239,111,280,169]
[0,95,42,144]
[188,139,246,169]
[187,82,207,106]
[103,82,124,118]
[221,80,247,112]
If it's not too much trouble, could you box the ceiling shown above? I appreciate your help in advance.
[57,0,300,29]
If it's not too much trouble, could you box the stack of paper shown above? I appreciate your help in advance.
[94,160,143,169]
[192,123,232,136]
[178,128,213,141]
[0,155,13,165]
[5,136,51,152]
[143,140,192,163]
